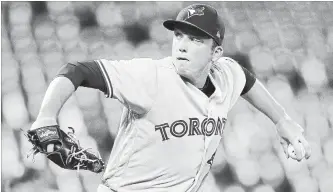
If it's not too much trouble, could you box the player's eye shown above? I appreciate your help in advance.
[190,36,203,43]
[174,31,183,38]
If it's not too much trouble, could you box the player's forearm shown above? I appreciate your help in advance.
[31,77,75,129]
[242,80,288,124]
[31,61,107,130]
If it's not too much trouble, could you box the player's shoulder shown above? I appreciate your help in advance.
[212,56,242,74]
[97,57,172,67]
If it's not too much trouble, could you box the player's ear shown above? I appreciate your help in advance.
[212,46,223,62]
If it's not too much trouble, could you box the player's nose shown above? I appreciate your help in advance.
[178,37,188,53]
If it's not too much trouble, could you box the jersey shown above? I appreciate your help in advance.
[95,56,246,192]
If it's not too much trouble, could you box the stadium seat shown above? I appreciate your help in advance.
[234,159,260,186]
[234,30,260,52]
[258,152,285,188]
[150,19,174,45]
[79,171,102,192]
[301,57,328,92]
[34,18,56,41]
[11,34,37,56]
[221,34,238,55]
[272,48,296,73]
[1,54,21,93]
[310,160,328,180]
[305,114,330,142]
[9,23,31,40]
[47,1,74,20]
[10,182,36,192]
[57,103,88,137]
[96,2,124,27]
[327,26,333,49]
[2,90,29,130]
[136,2,160,25]
[56,173,83,192]
[249,46,275,77]
[292,176,319,192]
[110,41,136,60]
[320,10,333,26]
[249,127,273,155]
[305,29,328,60]
[279,26,303,51]
[224,129,251,162]
[253,184,276,192]
[26,92,45,120]
[65,50,87,63]
[41,51,64,80]
[227,9,252,32]
[2,35,11,52]
[266,75,294,106]
[20,64,47,94]
[2,124,25,180]
[155,1,184,18]
[224,185,246,192]
[242,2,266,11]
[76,87,101,109]
[8,2,32,25]
[38,38,63,53]
[62,39,88,54]
[271,10,294,26]
[135,41,164,59]
[56,17,80,43]
[323,138,333,166]
[296,92,322,117]
[305,141,324,168]
[318,169,333,192]
[281,154,309,180]
[117,2,140,25]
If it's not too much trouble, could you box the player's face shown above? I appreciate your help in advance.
[172,25,214,81]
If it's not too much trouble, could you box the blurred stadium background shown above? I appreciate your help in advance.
[1,1,333,192]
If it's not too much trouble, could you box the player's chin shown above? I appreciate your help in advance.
[178,69,194,81]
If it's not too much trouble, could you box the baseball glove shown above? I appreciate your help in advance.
[24,125,105,173]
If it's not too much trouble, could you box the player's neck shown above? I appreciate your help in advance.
[193,63,211,89]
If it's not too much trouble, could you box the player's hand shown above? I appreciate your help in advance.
[276,116,311,161]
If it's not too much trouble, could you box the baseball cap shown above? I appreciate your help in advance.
[163,4,225,45]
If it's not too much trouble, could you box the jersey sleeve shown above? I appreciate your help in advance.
[95,58,158,114]
[219,57,247,109]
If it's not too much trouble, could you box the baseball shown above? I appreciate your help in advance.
[288,143,305,159]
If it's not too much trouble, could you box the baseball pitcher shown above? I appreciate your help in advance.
[27,4,311,192]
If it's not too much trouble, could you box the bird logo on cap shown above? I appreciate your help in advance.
[186,6,205,19]
[216,31,221,38]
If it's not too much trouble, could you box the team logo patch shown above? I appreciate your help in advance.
[36,127,59,142]
[186,6,205,19]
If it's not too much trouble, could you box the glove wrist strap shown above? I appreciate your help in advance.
[31,117,58,130]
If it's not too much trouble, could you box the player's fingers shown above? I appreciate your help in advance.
[280,139,289,158]
[299,136,311,159]
[47,144,55,152]
[291,138,304,161]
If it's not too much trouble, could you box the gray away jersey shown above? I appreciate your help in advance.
[95,56,246,192]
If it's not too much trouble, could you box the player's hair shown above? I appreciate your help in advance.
[211,41,219,51]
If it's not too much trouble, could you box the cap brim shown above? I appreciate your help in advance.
[163,20,218,44]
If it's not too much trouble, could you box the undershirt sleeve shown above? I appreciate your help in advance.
[56,60,107,94]
[240,66,256,95]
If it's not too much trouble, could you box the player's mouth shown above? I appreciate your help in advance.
[177,57,189,61]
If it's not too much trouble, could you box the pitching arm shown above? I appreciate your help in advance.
[241,80,311,161]
[31,61,107,129]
